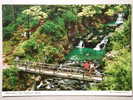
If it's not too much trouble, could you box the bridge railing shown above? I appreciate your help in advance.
[14,60,104,82]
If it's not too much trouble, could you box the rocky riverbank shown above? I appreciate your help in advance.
[26,74,98,91]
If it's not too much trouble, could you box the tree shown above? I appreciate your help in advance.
[101,15,131,90]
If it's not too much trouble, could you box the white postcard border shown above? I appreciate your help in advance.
[2,91,133,96]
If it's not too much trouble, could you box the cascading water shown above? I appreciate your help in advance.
[63,40,85,66]
[76,40,84,48]
[65,39,106,62]
[76,40,84,54]
[115,13,124,25]
[93,36,108,51]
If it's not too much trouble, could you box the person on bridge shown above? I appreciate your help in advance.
[83,61,95,76]
[83,61,91,75]
[83,62,90,70]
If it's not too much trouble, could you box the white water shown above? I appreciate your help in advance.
[93,36,108,51]
[37,81,43,89]
[76,40,84,48]
[115,13,124,25]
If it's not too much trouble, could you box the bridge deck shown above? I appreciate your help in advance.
[18,65,103,82]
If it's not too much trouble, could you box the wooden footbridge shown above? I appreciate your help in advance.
[15,61,103,82]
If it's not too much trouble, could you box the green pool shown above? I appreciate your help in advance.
[65,48,106,62]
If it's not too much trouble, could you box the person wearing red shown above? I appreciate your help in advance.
[83,62,90,70]
[83,61,92,75]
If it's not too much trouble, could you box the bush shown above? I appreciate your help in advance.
[3,66,20,91]
[13,46,25,57]
[40,20,66,40]
[102,49,131,90]
[13,38,37,57]
[22,38,36,50]
[62,10,77,23]
[101,15,131,90]
[3,40,14,55]
[54,17,65,28]
[43,45,60,63]
[41,21,57,33]
[29,18,39,28]
[3,23,17,40]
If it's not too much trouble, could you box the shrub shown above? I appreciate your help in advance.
[62,10,77,23]
[40,20,66,40]
[41,21,57,33]
[101,15,131,90]
[102,49,131,90]
[43,45,60,63]
[13,46,25,57]
[3,23,17,40]
[3,66,20,91]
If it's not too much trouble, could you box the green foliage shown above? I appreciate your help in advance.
[62,10,77,23]
[4,23,17,33]
[22,6,48,20]
[78,5,129,17]
[2,5,15,40]
[105,5,129,16]
[78,5,104,17]
[43,45,60,63]
[3,66,20,91]
[2,5,132,91]
[13,38,37,57]
[40,20,66,40]
[16,14,28,25]
[101,15,131,90]
[3,41,14,54]
[41,21,57,33]
[3,23,17,40]
[54,17,65,28]
[22,38,37,50]
[3,66,37,91]
[102,49,131,90]
[110,16,131,50]
[13,45,25,57]
[29,19,39,28]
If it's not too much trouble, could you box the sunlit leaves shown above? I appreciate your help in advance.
[103,48,131,90]
[22,6,48,20]
[78,5,105,17]
[102,15,131,90]
[78,6,97,17]
[105,5,128,16]
[3,66,20,90]
[42,45,60,63]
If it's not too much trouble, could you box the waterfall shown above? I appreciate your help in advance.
[76,40,84,48]
[93,36,108,51]
[115,13,124,25]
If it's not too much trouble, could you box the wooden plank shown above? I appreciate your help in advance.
[18,66,103,82]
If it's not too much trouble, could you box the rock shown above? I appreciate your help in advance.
[58,80,65,84]
[36,81,43,89]
[80,81,84,84]
[44,80,50,85]
[95,69,101,76]
[45,85,51,89]
[35,76,41,81]
[35,76,91,90]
